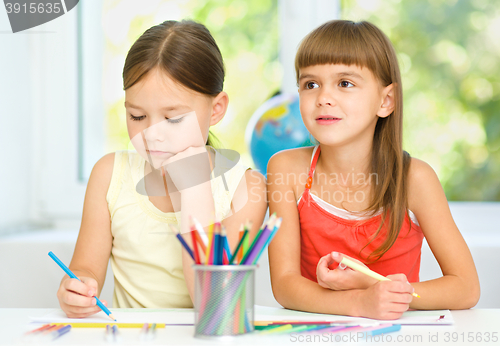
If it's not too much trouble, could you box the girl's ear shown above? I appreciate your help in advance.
[209,91,229,126]
[377,83,395,118]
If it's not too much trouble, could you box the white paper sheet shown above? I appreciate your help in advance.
[254,306,454,325]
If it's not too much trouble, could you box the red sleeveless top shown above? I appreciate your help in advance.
[299,146,424,283]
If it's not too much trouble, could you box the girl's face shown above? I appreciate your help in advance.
[125,68,226,169]
[298,64,394,148]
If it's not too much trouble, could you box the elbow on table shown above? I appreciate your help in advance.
[270,277,295,310]
[463,282,481,309]
[453,280,480,310]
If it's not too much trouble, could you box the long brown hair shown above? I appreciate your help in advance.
[123,19,224,147]
[295,20,411,261]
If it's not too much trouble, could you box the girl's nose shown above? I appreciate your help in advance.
[317,88,336,107]
[143,120,168,142]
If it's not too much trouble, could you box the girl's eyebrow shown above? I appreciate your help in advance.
[124,102,188,111]
[124,101,143,110]
[336,71,365,80]
[160,105,190,111]
[298,74,316,81]
[298,71,365,81]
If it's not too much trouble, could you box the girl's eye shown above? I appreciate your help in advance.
[130,114,145,121]
[166,117,184,124]
[339,80,354,88]
[305,81,319,90]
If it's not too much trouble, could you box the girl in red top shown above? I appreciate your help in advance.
[267,20,480,320]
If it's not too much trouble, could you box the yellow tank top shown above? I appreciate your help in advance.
[106,150,248,308]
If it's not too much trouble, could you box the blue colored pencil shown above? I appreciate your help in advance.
[49,325,71,340]
[48,251,116,321]
[365,324,401,336]
[221,226,231,265]
[214,223,221,265]
[170,225,195,261]
[253,217,282,264]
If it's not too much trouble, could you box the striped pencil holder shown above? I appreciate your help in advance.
[193,265,256,339]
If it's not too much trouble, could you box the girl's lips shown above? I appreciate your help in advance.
[147,150,170,156]
[316,117,341,125]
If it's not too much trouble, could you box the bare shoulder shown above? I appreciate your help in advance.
[407,157,443,210]
[407,157,439,186]
[244,169,266,187]
[88,152,115,193]
[267,147,315,174]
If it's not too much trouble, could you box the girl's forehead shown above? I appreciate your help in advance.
[125,68,206,105]
[299,63,375,80]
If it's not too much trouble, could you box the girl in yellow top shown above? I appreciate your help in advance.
[56,20,267,317]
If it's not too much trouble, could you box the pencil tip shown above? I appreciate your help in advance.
[109,314,116,321]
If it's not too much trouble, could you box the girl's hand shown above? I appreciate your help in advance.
[161,146,212,192]
[57,276,108,318]
[355,274,414,320]
[316,252,378,290]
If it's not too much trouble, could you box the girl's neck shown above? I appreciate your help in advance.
[316,140,373,188]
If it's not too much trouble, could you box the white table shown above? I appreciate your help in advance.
[1,307,499,346]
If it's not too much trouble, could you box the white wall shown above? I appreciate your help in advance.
[0,6,35,233]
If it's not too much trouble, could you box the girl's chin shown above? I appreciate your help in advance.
[140,153,174,169]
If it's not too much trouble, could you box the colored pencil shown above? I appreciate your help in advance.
[48,251,116,321]
[191,229,200,264]
[260,324,293,335]
[221,226,231,265]
[51,323,166,328]
[339,257,420,298]
[48,325,71,340]
[42,324,64,335]
[25,324,51,334]
[255,321,352,326]
[241,214,276,264]
[206,223,214,265]
[229,226,248,264]
[170,225,195,261]
[213,223,221,265]
[253,217,282,264]
[190,216,207,252]
[365,324,401,336]
[240,223,250,263]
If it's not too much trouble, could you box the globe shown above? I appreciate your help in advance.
[246,93,314,174]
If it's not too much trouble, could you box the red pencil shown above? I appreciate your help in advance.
[191,229,200,264]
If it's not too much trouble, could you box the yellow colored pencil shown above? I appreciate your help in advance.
[339,257,421,298]
[50,323,165,328]
[259,324,293,335]
[205,223,214,265]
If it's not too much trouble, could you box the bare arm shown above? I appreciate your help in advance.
[408,159,480,309]
[57,153,114,317]
[267,151,360,315]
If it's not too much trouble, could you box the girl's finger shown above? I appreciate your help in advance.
[62,291,97,308]
[65,307,102,319]
[64,279,94,297]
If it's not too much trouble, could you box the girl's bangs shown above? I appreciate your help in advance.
[295,23,380,81]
